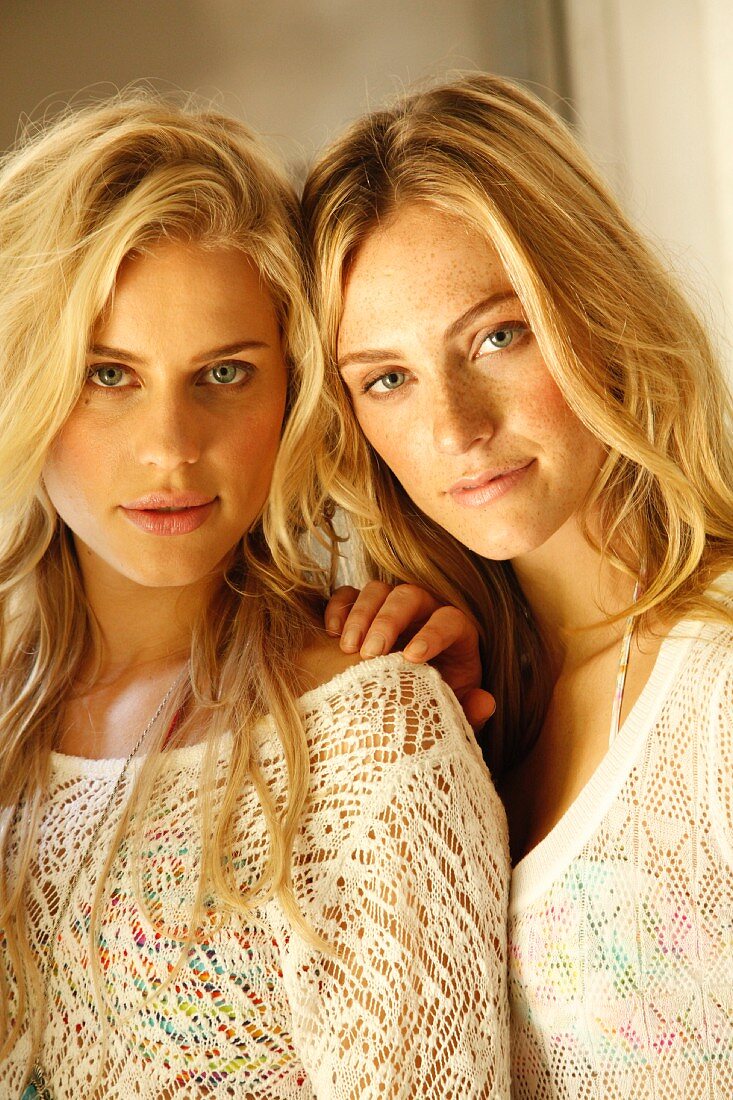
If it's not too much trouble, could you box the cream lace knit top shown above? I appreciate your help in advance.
[2,654,510,1099]
[509,581,733,1099]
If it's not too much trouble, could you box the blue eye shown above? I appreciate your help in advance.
[368,370,408,395]
[89,365,130,388]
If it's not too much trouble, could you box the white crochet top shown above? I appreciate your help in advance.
[2,654,510,1099]
[509,581,733,1098]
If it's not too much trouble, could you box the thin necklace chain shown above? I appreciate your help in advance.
[34,667,188,1045]
[609,578,642,747]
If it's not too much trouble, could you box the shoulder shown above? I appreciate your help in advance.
[682,609,733,684]
[296,650,483,774]
[292,653,507,882]
[294,630,366,693]
[658,600,733,732]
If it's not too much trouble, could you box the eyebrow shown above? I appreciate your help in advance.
[87,340,271,365]
[338,290,521,371]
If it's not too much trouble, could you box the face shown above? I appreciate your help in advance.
[337,204,605,562]
[43,240,288,590]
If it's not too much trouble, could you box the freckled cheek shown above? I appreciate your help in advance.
[355,408,442,505]
[354,404,412,476]
[530,378,606,489]
[509,369,566,432]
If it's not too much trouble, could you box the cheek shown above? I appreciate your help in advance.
[510,366,570,436]
[354,405,418,481]
[226,393,287,488]
[536,380,606,494]
[43,415,118,515]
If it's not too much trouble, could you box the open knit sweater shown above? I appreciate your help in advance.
[2,654,510,1099]
[509,580,733,1099]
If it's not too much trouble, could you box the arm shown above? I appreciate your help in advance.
[325,581,495,731]
[281,667,510,1099]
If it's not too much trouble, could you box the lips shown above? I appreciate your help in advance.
[447,461,533,508]
[121,491,214,510]
[120,491,217,535]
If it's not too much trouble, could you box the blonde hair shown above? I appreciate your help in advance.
[302,73,733,773]
[0,94,341,1070]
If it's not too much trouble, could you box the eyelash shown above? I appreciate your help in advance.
[474,321,529,358]
[85,360,254,391]
[360,320,529,397]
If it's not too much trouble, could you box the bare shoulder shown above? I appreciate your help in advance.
[294,629,366,695]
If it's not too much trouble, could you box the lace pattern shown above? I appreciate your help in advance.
[509,603,733,1099]
[2,655,510,1099]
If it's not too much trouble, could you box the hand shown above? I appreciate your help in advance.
[325,581,495,731]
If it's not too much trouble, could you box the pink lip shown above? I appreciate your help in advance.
[120,493,216,536]
[447,461,533,508]
[122,491,214,509]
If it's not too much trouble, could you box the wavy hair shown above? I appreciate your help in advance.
[302,73,733,774]
[0,94,342,1070]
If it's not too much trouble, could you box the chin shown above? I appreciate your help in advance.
[442,518,559,562]
[106,547,227,589]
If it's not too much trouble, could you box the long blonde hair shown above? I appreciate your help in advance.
[0,94,341,1067]
[302,73,733,773]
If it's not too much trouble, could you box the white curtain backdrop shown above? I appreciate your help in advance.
[564,0,732,375]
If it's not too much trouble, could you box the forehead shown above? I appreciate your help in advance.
[95,240,279,343]
[339,204,512,348]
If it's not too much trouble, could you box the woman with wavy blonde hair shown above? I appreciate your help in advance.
[0,95,510,1098]
[302,74,733,1097]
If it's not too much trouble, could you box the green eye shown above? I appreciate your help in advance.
[476,324,528,357]
[370,370,407,394]
[210,362,243,384]
[91,366,127,387]
[488,328,515,349]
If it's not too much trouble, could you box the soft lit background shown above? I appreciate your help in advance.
[2,0,730,370]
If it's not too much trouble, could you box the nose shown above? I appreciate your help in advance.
[133,393,201,470]
[430,378,495,455]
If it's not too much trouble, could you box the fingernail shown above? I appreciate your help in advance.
[404,639,428,660]
[325,616,341,636]
[361,633,385,658]
[341,628,361,652]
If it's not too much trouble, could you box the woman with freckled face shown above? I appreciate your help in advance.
[335,205,605,565]
[303,74,733,1099]
[0,96,510,1098]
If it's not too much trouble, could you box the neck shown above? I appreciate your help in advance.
[512,515,637,672]
[77,553,218,682]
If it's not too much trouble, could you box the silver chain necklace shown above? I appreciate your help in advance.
[22,669,188,1100]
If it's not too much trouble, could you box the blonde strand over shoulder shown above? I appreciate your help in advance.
[0,91,340,1068]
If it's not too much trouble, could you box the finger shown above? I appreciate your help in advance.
[460,688,496,732]
[360,584,444,658]
[324,586,360,636]
[402,605,477,662]
[338,580,396,652]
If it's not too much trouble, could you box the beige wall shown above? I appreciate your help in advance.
[0,0,566,172]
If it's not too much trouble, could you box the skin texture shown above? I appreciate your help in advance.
[44,241,288,595]
[338,203,606,564]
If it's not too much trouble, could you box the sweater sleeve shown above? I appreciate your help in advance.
[276,663,510,1099]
